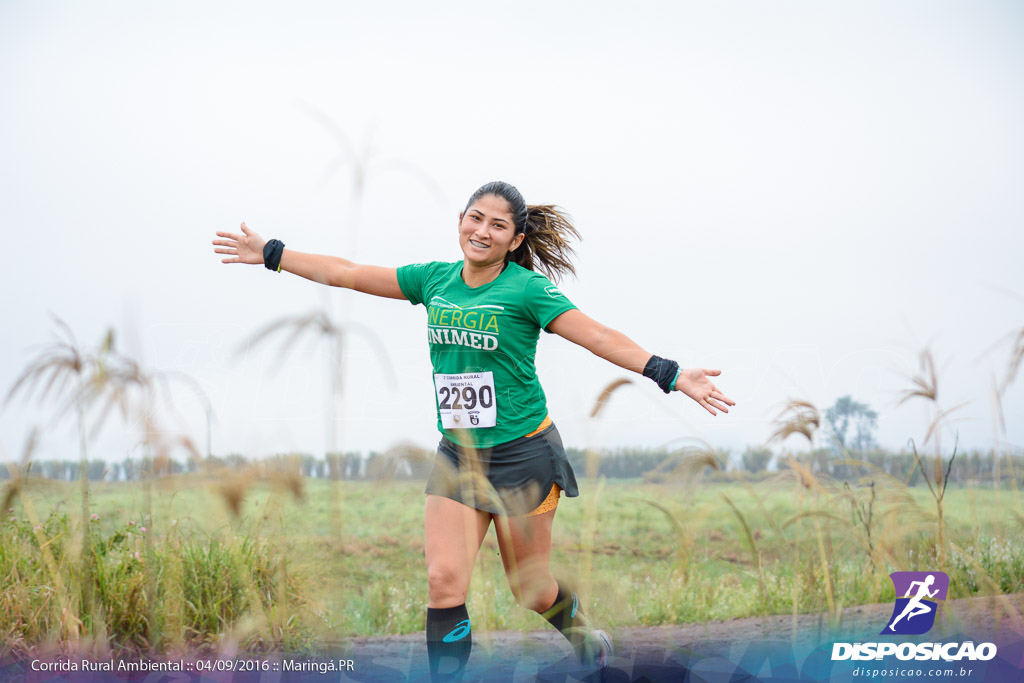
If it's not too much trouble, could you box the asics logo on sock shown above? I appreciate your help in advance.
[571,593,578,618]
[442,619,471,643]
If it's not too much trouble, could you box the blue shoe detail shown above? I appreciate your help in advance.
[442,619,471,643]
[578,629,613,672]
[592,629,613,670]
[571,593,578,618]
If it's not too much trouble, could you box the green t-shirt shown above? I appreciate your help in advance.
[396,260,577,448]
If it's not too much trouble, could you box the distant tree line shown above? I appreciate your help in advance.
[0,448,432,483]
[729,446,1024,487]
[4,445,1022,488]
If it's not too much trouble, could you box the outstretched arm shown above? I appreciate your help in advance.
[213,222,405,299]
[547,309,735,416]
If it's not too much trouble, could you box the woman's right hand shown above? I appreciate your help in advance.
[213,222,266,265]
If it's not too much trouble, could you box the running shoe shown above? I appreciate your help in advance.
[579,629,613,672]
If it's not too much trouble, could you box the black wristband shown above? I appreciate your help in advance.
[263,239,285,272]
[643,355,680,394]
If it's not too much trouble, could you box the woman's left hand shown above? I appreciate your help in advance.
[674,368,735,416]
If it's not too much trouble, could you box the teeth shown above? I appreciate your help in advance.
[470,240,488,248]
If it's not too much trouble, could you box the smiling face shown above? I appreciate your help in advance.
[458,193,525,270]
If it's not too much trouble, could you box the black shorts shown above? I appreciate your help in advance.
[424,423,580,516]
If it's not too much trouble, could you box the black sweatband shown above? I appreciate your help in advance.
[263,239,285,272]
[643,355,680,394]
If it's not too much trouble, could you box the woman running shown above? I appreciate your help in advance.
[213,180,735,680]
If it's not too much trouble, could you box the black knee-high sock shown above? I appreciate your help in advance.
[426,604,471,681]
[540,580,590,654]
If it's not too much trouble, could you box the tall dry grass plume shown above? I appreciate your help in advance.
[897,348,965,569]
[579,378,641,599]
[241,308,397,543]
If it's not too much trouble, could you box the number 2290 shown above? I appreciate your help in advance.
[438,385,494,410]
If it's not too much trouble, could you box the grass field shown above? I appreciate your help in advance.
[3,467,1023,657]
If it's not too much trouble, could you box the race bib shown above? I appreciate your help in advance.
[433,371,496,429]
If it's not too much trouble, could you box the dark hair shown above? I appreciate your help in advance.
[462,181,580,282]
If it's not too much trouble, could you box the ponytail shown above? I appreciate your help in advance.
[463,181,580,283]
[510,204,579,282]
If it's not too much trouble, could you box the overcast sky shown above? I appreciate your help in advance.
[2,1,1022,466]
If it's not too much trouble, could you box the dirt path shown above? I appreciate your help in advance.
[326,593,1024,681]
[3,595,1021,682]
